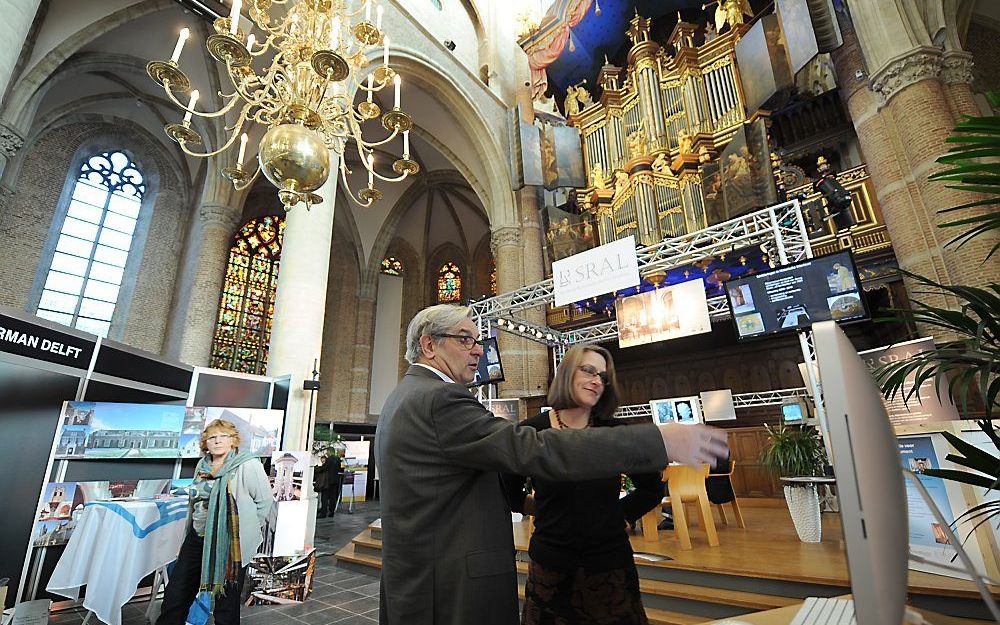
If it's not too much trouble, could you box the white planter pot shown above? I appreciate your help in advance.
[784,484,822,543]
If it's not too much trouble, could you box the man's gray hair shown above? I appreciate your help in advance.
[405,304,474,364]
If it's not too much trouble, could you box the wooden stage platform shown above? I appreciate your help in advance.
[335,499,997,624]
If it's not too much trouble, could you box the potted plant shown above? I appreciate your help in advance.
[760,423,827,542]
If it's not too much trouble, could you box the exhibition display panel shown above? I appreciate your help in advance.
[0,307,302,624]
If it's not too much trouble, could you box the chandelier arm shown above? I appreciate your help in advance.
[233,162,262,191]
[339,161,374,208]
[163,81,241,118]
[358,129,401,148]
[177,115,248,158]
[372,169,410,183]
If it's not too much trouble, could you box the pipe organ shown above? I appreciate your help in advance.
[571,14,749,247]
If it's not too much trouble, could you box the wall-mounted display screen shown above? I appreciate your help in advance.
[471,337,504,387]
[724,251,868,340]
[616,279,712,348]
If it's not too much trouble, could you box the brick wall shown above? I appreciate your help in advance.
[967,20,1000,96]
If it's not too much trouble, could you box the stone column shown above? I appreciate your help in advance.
[0,0,40,102]
[347,281,377,422]
[491,224,528,397]
[517,187,551,397]
[171,201,242,366]
[831,19,1000,319]
[267,154,339,450]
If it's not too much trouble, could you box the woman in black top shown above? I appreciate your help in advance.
[504,344,664,625]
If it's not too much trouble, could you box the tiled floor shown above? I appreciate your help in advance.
[50,501,384,625]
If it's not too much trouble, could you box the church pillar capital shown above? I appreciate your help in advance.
[940,51,975,86]
[0,122,24,160]
[490,226,521,256]
[198,203,241,231]
[869,47,942,103]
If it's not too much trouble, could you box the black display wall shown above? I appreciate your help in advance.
[1,307,292,610]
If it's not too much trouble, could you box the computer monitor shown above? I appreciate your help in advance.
[780,399,806,424]
[812,321,908,625]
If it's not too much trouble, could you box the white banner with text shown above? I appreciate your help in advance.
[552,236,640,306]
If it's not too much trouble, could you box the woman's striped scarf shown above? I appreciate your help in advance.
[194,450,256,596]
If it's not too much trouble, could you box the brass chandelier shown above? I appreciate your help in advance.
[147,0,419,210]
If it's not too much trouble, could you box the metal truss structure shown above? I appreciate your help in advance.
[471,200,809,346]
[614,386,809,419]
[473,199,826,427]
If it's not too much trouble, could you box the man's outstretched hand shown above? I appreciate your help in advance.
[657,423,729,467]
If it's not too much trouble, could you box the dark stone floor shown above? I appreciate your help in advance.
[50,501,383,625]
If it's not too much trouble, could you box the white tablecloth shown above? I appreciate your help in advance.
[47,498,188,625]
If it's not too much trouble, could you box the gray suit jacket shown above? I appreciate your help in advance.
[375,365,668,625]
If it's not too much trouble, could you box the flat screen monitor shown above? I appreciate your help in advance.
[781,401,805,423]
[813,320,908,625]
[470,337,504,387]
[724,251,868,340]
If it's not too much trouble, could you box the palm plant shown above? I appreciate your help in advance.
[872,271,999,419]
[930,91,1000,260]
[760,423,826,481]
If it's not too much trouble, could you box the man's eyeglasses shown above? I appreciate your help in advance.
[434,333,484,350]
[578,364,609,386]
[206,434,232,442]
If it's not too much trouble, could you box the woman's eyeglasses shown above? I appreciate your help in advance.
[577,364,609,385]
[433,334,484,350]
[206,434,232,442]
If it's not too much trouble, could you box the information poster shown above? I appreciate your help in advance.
[485,399,520,422]
[859,339,960,427]
[897,434,988,579]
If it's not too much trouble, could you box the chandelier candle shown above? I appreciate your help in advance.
[170,28,189,63]
[393,74,400,109]
[229,0,242,35]
[183,90,198,123]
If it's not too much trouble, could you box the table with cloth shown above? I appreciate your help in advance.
[46,498,188,625]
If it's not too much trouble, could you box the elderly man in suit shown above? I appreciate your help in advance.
[375,304,728,625]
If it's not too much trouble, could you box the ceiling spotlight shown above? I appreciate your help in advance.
[517,324,526,332]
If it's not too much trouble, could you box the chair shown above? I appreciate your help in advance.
[641,465,719,550]
[706,458,746,528]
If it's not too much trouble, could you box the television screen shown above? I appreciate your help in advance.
[470,337,504,387]
[616,279,712,348]
[724,251,868,340]
[782,402,805,423]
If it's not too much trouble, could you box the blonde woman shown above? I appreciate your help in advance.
[156,419,273,625]
[504,345,664,625]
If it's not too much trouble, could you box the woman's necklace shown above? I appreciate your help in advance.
[553,409,590,430]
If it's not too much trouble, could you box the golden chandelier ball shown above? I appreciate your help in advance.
[258,123,330,194]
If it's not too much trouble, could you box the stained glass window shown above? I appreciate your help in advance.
[490,259,497,296]
[210,216,285,375]
[381,256,403,275]
[437,262,461,303]
[36,151,145,338]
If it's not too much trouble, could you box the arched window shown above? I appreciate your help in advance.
[381,256,404,275]
[35,151,145,337]
[437,262,461,303]
[490,258,497,296]
[210,216,285,374]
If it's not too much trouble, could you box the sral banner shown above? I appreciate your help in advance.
[552,235,640,307]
